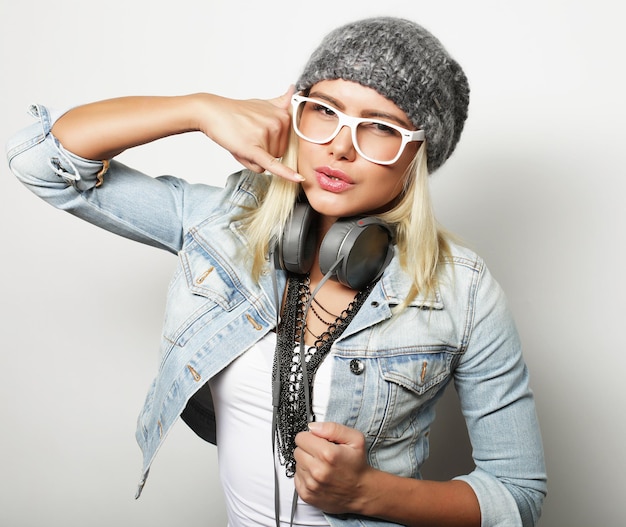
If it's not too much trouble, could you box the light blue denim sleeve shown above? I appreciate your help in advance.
[453,263,547,527]
[6,104,224,254]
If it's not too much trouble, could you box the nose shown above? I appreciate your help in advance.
[328,124,357,162]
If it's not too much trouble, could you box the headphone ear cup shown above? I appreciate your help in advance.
[319,217,395,290]
[274,203,317,274]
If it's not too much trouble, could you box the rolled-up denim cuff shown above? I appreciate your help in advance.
[454,469,523,527]
[7,104,106,192]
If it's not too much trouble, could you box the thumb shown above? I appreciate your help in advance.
[270,85,296,110]
[307,421,362,446]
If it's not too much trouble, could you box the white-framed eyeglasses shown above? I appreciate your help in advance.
[291,94,424,165]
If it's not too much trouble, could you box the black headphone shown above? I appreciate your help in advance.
[273,203,395,290]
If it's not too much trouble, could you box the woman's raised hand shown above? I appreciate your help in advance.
[194,86,304,182]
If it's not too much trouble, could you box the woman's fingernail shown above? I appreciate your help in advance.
[308,422,321,432]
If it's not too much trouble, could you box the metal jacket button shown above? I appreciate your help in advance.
[350,359,365,375]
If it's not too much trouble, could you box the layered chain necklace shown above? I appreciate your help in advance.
[272,273,375,478]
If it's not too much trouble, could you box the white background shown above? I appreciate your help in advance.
[1,1,624,526]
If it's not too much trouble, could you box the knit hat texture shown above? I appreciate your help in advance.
[296,17,470,173]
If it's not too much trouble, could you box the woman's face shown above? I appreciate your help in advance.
[296,79,420,223]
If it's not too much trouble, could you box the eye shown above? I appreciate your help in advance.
[361,121,402,138]
[311,103,337,118]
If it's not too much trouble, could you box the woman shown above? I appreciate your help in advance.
[6,17,546,527]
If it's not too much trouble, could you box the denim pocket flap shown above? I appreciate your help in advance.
[380,351,452,396]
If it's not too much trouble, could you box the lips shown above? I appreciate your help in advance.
[314,166,354,193]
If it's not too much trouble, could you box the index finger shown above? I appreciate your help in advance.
[294,429,327,457]
[258,152,305,182]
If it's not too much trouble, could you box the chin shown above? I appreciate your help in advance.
[306,195,395,220]
[306,199,354,219]
[301,189,350,216]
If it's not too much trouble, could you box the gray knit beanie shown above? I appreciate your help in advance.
[296,17,470,173]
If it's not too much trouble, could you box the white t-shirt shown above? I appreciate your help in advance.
[209,332,332,527]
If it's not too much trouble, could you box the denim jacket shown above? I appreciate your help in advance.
[7,105,546,527]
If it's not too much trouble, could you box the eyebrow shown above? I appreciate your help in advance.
[308,91,415,130]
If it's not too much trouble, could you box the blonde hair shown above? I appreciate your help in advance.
[242,134,450,307]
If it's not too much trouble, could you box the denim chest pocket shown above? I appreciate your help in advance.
[161,243,245,349]
[373,349,454,440]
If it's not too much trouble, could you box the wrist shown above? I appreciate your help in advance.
[350,466,386,517]
[183,92,221,136]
